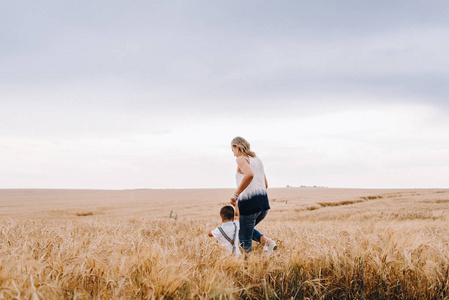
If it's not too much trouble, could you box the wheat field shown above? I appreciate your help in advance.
[1,188,449,299]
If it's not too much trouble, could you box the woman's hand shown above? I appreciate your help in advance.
[230,194,238,206]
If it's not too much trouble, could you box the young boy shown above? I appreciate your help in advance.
[205,203,241,257]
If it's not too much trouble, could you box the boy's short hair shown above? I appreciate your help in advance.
[220,205,235,220]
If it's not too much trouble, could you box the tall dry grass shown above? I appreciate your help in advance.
[1,190,449,299]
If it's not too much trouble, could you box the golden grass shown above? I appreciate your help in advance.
[0,188,448,299]
[360,195,384,200]
[317,199,365,207]
[76,212,94,217]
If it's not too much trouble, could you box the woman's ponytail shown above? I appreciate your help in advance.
[231,137,256,157]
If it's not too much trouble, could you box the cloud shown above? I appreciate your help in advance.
[2,1,449,188]
[2,0,449,114]
[1,85,174,139]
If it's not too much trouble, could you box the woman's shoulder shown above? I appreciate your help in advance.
[236,156,250,163]
[250,155,262,162]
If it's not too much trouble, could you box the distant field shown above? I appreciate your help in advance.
[0,187,426,219]
[1,188,448,299]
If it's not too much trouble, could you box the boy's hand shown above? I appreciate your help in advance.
[205,223,213,237]
[205,223,211,230]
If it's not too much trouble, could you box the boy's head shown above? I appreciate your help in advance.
[220,205,235,222]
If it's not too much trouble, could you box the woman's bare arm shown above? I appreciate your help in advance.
[235,157,254,195]
[230,156,254,205]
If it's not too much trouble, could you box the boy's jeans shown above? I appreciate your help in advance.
[239,210,268,252]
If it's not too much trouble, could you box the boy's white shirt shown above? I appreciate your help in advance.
[211,220,241,257]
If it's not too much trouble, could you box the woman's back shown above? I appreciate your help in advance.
[236,156,270,215]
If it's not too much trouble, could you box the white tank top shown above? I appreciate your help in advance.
[235,156,267,201]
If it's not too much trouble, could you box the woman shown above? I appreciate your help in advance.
[230,136,277,255]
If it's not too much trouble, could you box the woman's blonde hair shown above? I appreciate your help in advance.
[231,137,256,158]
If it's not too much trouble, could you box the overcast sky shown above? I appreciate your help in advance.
[2,1,449,189]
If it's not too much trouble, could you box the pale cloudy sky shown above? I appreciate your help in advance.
[2,1,449,189]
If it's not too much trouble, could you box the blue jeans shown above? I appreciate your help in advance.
[239,210,268,252]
